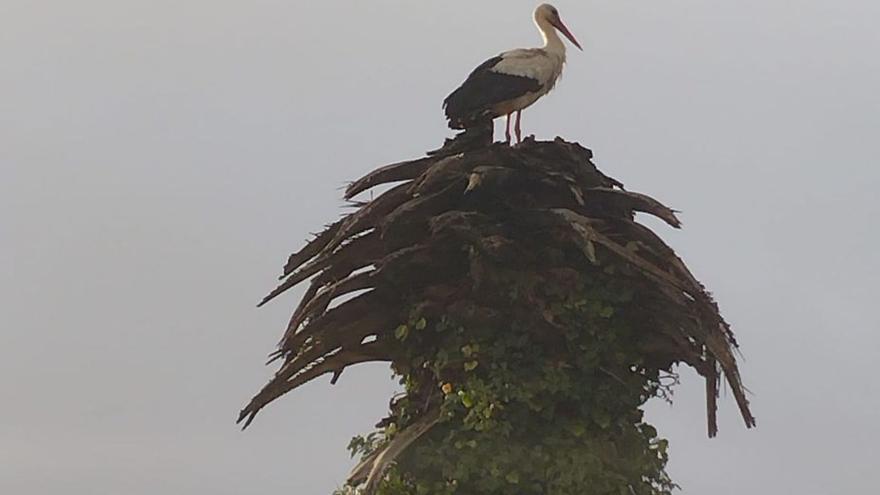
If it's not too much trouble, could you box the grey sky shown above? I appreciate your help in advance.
[1,1,878,493]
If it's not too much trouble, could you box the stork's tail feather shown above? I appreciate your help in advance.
[443,86,493,131]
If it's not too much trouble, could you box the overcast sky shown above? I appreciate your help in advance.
[2,1,878,494]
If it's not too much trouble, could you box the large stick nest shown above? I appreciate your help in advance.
[239,135,755,441]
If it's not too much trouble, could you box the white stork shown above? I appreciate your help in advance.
[444,3,582,144]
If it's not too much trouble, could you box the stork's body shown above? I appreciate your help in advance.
[444,4,582,143]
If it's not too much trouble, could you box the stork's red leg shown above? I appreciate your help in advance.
[505,114,512,144]
[514,110,523,144]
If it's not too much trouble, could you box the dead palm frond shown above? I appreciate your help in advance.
[239,134,755,446]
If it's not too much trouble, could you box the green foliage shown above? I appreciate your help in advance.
[348,265,677,495]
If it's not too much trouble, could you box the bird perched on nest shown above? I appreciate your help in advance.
[443,3,582,144]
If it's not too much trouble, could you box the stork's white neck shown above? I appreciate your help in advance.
[535,16,566,59]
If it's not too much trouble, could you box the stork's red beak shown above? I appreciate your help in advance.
[553,18,583,51]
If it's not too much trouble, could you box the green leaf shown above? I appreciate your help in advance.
[415,317,427,330]
[395,324,409,340]
[594,410,612,429]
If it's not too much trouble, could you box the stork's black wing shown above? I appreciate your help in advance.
[443,56,542,129]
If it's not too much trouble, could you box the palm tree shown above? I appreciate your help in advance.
[239,129,755,495]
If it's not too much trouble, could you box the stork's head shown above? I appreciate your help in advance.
[534,4,583,51]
